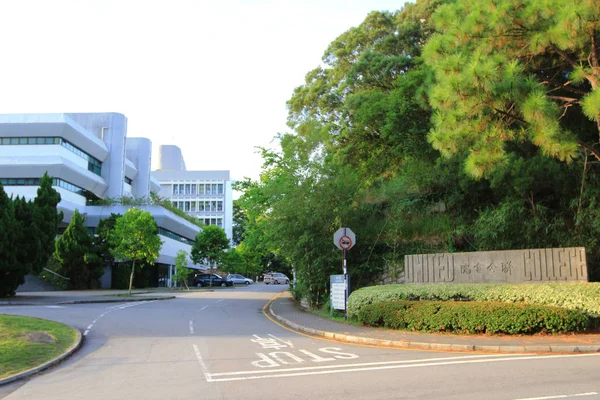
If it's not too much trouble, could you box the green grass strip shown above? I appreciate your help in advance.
[0,315,78,379]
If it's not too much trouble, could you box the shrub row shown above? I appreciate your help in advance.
[347,283,600,318]
[356,300,593,334]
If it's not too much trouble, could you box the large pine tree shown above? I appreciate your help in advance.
[33,172,63,273]
[0,183,20,297]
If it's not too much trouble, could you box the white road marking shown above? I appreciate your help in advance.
[216,299,225,303]
[267,334,294,348]
[189,319,195,334]
[83,300,152,337]
[193,345,212,382]
[514,393,599,400]
[45,306,64,308]
[200,306,208,311]
[215,354,511,377]
[205,353,600,383]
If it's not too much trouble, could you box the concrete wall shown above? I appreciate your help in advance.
[404,248,588,284]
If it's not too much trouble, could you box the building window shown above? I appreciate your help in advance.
[191,201,196,212]
[191,184,196,195]
[178,202,184,211]
[198,184,205,195]
[158,228,194,246]
[211,184,217,194]
[0,136,102,176]
[217,201,223,211]
[0,177,98,203]
[218,184,224,194]
[179,184,184,194]
[173,184,179,195]
[185,184,191,195]
[211,201,217,212]
[124,177,132,185]
[185,201,190,212]
[172,201,177,208]
[217,218,223,228]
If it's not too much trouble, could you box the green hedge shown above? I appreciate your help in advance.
[356,301,593,334]
[347,283,600,318]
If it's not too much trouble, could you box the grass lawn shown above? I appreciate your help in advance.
[0,315,78,380]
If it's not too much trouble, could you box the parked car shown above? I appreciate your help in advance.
[194,273,233,287]
[264,272,289,285]
[226,274,253,285]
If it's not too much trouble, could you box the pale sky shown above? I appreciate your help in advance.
[0,0,406,182]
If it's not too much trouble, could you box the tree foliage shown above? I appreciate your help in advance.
[54,209,95,289]
[33,172,63,272]
[191,225,229,285]
[109,207,162,294]
[174,250,192,290]
[423,0,600,178]
[0,183,19,297]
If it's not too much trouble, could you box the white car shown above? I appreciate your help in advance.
[226,274,253,285]
[264,272,289,285]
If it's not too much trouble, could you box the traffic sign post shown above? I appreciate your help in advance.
[333,227,355,320]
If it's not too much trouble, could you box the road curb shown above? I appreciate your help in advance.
[267,302,600,354]
[57,296,176,305]
[0,325,83,386]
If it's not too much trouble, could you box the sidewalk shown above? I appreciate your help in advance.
[268,291,600,354]
[0,289,177,306]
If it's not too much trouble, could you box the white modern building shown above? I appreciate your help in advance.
[152,145,233,241]
[0,112,201,288]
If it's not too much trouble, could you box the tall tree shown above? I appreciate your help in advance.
[423,0,600,178]
[190,225,230,286]
[109,207,162,294]
[0,183,19,297]
[173,250,192,290]
[54,209,93,289]
[13,196,41,278]
[86,213,121,288]
[33,172,63,272]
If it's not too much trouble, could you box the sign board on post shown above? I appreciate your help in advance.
[334,228,356,251]
[333,227,356,320]
[330,275,347,311]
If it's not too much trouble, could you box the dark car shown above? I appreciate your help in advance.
[194,273,233,287]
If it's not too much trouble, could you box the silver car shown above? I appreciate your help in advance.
[226,274,254,285]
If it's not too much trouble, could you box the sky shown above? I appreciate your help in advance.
[0,0,407,183]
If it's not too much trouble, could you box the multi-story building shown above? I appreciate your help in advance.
[0,112,201,288]
[151,145,233,241]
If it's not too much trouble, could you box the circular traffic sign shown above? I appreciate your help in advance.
[339,235,353,250]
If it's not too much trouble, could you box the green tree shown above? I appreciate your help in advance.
[85,213,121,288]
[232,201,246,246]
[54,209,93,289]
[174,250,192,290]
[423,0,600,179]
[0,183,19,297]
[190,225,230,286]
[109,207,162,294]
[33,172,63,273]
[13,196,41,279]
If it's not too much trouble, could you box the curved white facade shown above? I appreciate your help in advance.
[0,113,203,288]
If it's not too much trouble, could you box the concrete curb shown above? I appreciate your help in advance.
[0,325,83,386]
[57,296,176,305]
[268,305,600,354]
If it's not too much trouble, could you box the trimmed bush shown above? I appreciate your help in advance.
[356,301,593,334]
[347,283,600,318]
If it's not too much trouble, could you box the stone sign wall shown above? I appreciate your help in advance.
[404,247,588,284]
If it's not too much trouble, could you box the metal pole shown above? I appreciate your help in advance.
[343,248,347,320]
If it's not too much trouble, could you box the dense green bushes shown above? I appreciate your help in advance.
[356,300,594,334]
[347,283,600,318]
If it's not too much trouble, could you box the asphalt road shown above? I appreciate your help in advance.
[1,284,599,400]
